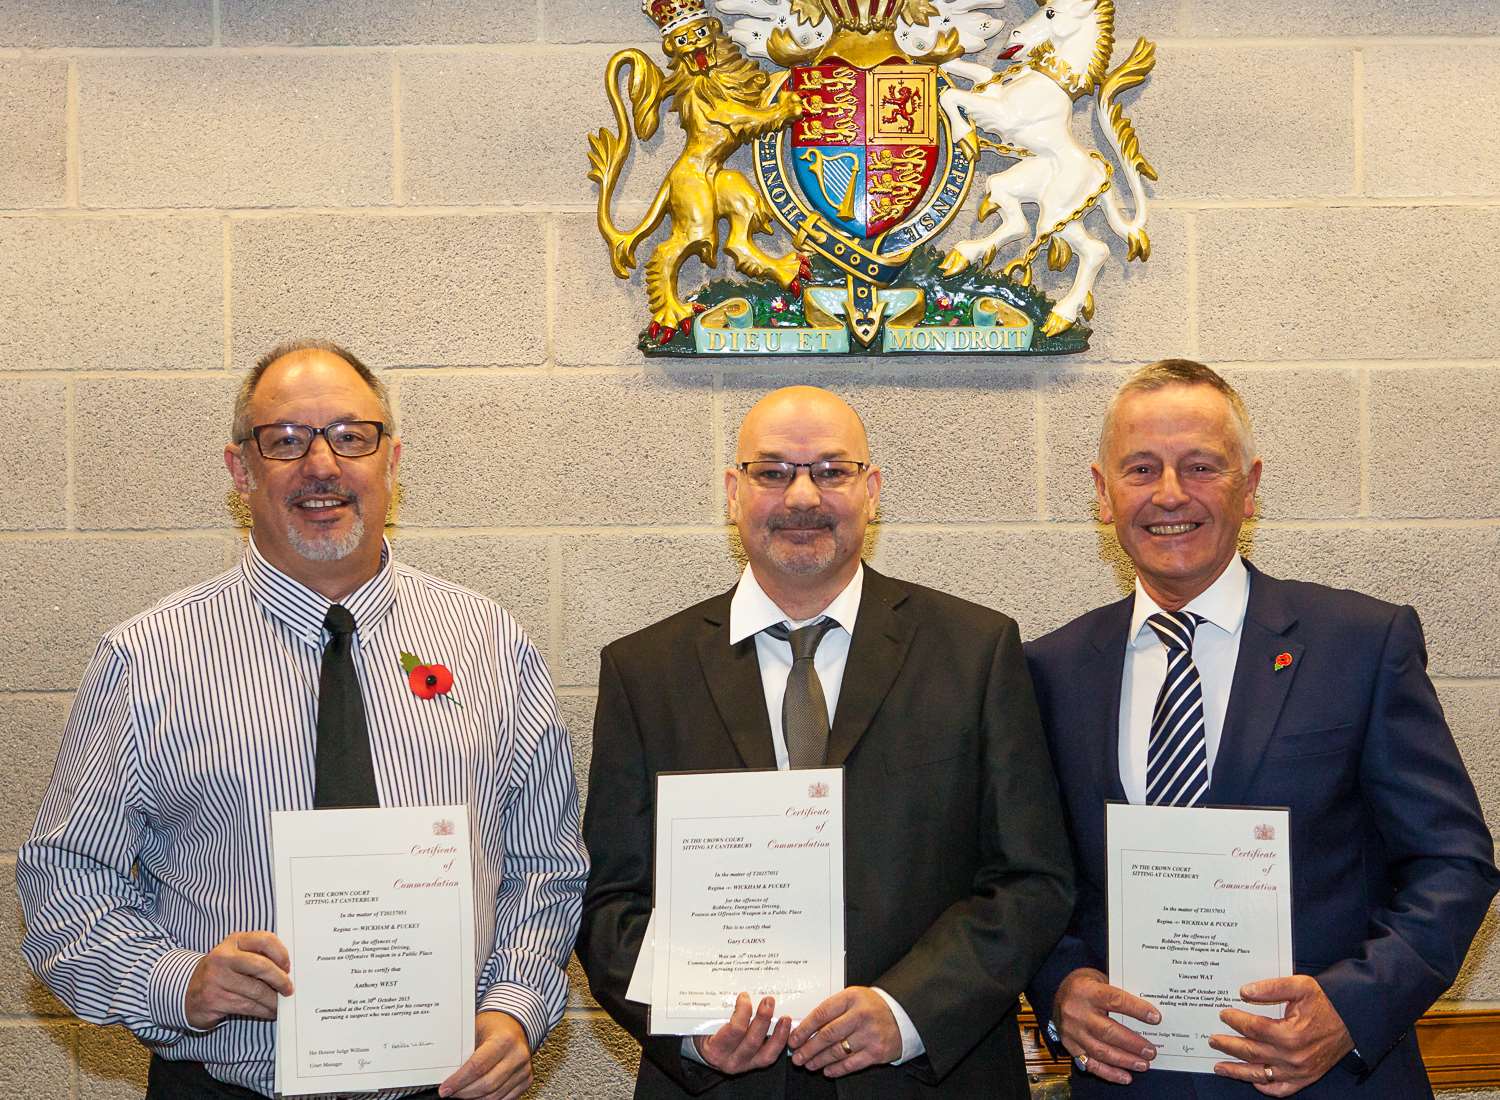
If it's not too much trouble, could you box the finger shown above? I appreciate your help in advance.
[1240,976,1303,1004]
[451,1052,528,1100]
[1208,1033,1274,1066]
[799,1020,859,1072]
[1090,1015,1157,1061]
[1076,1036,1153,1077]
[792,1013,850,1066]
[1097,985,1162,1026]
[745,1017,792,1071]
[1219,1008,1284,1044]
[1066,1043,1135,1087]
[790,991,847,1048]
[1213,1058,1285,1089]
[232,930,291,972]
[224,948,294,997]
[727,997,777,1062]
[213,990,278,1021]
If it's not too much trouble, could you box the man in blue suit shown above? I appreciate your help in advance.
[1025,359,1497,1097]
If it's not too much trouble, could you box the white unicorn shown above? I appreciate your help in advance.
[937,0,1156,336]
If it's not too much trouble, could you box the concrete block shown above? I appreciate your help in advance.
[1369,367,1500,519]
[0,1018,74,1098]
[0,0,211,46]
[1142,46,1353,201]
[394,533,553,657]
[0,61,67,208]
[551,214,650,369]
[0,378,67,530]
[1039,367,1128,521]
[75,375,240,531]
[1438,682,1500,848]
[531,1012,641,1098]
[401,48,617,207]
[871,527,1132,642]
[1451,907,1500,1002]
[231,215,547,368]
[558,531,739,686]
[0,860,69,1017]
[0,536,228,691]
[0,696,70,852]
[1219,366,1362,520]
[720,368,1041,523]
[75,1022,151,1100]
[542,0,660,43]
[557,692,597,808]
[1245,526,1500,678]
[1186,0,1500,35]
[1060,207,1188,364]
[396,372,717,530]
[79,55,391,209]
[1365,46,1500,198]
[0,216,223,372]
[220,0,536,45]
[1196,207,1500,362]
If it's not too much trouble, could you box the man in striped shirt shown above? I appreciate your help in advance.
[18,341,587,1100]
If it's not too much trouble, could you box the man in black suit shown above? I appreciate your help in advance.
[578,385,1074,1098]
[1025,359,1498,1097]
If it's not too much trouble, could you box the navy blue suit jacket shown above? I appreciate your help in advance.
[1024,563,1497,1098]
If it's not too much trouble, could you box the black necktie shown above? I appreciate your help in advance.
[314,604,379,808]
[765,618,839,768]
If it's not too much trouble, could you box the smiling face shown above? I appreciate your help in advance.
[1092,384,1261,610]
[224,349,400,599]
[726,387,880,617]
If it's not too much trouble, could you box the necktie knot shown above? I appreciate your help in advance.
[765,617,838,661]
[1146,610,1201,654]
[324,604,356,637]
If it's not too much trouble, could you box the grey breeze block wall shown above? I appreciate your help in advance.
[1,0,1497,1096]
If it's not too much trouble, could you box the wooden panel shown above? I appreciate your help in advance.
[1017,1008,1500,1090]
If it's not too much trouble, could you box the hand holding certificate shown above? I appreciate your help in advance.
[271,805,477,1096]
[638,768,845,1036]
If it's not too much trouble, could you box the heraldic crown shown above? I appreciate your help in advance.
[642,0,707,36]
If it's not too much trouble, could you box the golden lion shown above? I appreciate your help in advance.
[587,16,809,341]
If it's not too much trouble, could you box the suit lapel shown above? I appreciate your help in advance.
[695,592,778,770]
[826,568,916,766]
[1208,565,1302,806]
[1088,596,1133,804]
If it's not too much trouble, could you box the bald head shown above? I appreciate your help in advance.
[735,386,871,464]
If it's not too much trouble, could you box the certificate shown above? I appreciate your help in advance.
[1107,803,1292,1074]
[271,805,476,1096]
[648,768,845,1035]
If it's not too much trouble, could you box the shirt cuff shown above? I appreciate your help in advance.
[681,1035,708,1064]
[149,948,210,1034]
[477,983,550,1052]
[871,987,924,1065]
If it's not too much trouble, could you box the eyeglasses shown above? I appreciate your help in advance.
[238,420,387,461]
[736,460,869,489]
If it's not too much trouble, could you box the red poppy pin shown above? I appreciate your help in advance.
[1273,651,1293,672]
[400,651,460,704]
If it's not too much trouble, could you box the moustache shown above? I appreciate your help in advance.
[767,512,835,532]
[286,481,359,511]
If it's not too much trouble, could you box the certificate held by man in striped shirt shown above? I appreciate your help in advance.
[270,805,479,1096]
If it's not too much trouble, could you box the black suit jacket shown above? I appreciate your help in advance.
[578,567,1075,1098]
[1024,563,1499,1098]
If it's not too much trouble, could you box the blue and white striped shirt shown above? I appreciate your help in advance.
[17,538,588,1098]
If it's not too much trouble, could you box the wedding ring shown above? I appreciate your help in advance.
[840,1038,854,1056]
[1265,1065,1275,1082]
[1075,1053,1089,1072]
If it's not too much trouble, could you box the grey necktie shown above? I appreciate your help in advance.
[765,618,839,768]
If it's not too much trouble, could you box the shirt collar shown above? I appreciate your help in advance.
[242,535,398,646]
[1128,553,1249,649]
[728,563,864,645]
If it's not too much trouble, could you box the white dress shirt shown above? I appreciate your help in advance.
[1118,555,1250,805]
[684,563,924,1066]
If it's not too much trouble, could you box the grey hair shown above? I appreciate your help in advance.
[231,340,395,441]
[1097,359,1258,472]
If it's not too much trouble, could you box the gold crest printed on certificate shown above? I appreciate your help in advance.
[588,0,1159,356]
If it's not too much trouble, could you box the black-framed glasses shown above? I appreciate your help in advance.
[736,460,869,489]
[238,420,387,461]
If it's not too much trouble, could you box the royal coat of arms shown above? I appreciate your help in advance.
[589,0,1158,356]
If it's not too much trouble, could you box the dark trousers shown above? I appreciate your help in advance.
[146,1055,442,1099]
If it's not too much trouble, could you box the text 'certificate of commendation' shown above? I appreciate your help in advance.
[650,768,845,1035]
[1108,803,1292,1075]
[271,805,476,1096]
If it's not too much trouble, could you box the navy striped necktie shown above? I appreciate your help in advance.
[1145,611,1209,807]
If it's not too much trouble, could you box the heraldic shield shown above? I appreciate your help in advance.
[791,62,939,240]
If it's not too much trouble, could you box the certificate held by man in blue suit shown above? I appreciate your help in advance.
[1108,803,1292,1075]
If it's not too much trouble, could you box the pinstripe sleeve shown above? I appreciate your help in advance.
[16,637,205,1042]
[475,636,588,1049]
